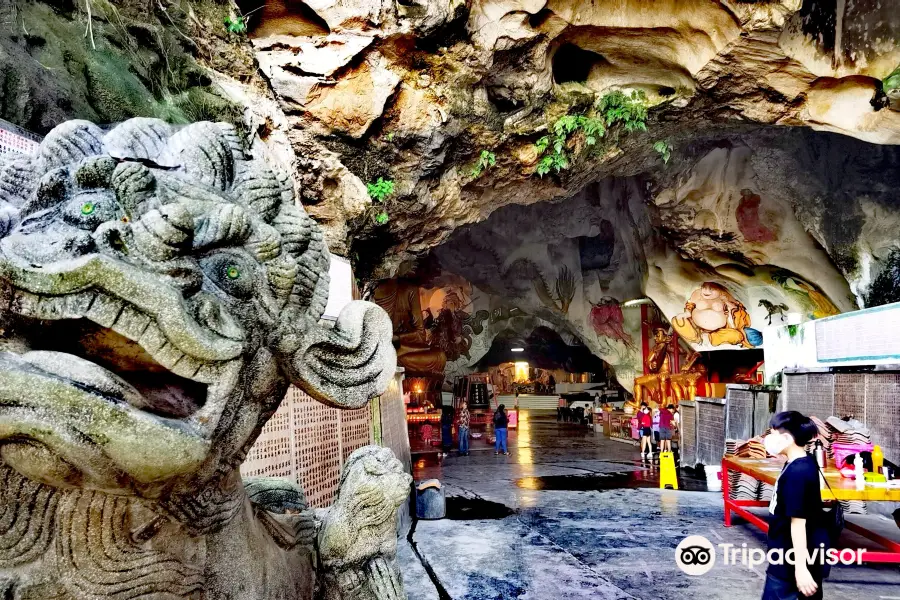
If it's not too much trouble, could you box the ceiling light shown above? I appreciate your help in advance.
[511,347,525,352]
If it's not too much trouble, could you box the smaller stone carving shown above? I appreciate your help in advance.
[317,446,412,600]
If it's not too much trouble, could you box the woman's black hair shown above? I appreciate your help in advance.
[770,411,817,446]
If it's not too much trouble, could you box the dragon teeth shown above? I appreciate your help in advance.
[139,322,167,355]
[193,363,220,384]
[5,291,93,320]
[63,292,94,318]
[112,306,152,341]
[153,342,185,371]
[10,289,41,316]
[86,293,124,328]
[171,355,202,380]
[32,296,67,320]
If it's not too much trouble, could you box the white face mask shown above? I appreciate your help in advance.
[764,432,791,456]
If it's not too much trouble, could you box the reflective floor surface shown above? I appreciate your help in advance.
[399,412,900,600]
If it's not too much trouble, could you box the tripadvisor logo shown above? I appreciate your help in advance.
[675,536,716,576]
[675,535,867,576]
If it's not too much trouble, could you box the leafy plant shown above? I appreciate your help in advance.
[471,150,497,178]
[366,178,395,203]
[597,90,648,132]
[535,114,605,176]
[224,15,246,34]
[366,178,395,226]
[653,140,672,164]
[533,90,653,177]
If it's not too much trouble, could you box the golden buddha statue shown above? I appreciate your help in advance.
[372,280,447,376]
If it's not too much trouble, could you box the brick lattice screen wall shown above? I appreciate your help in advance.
[241,387,373,508]
[726,388,754,441]
[696,401,726,466]
[784,372,900,470]
[0,119,40,156]
[240,371,410,509]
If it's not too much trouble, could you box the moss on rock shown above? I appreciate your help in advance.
[865,248,900,308]
[0,0,256,133]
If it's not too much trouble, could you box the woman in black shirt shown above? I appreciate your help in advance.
[762,411,827,600]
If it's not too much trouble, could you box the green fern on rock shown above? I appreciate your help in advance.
[533,89,651,177]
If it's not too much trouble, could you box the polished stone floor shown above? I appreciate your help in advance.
[399,412,900,600]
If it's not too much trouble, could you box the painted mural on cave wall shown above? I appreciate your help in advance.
[373,143,855,392]
[372,275,527,381]
[672,281,759,349]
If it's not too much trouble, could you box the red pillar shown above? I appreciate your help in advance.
[641,304,651,375]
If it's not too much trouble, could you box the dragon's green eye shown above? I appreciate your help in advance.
[81,202,95,215]
[226,265,241,280]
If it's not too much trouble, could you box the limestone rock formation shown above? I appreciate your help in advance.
[235,0,900,299]
[2,1,900,387]
[0,118,402,599]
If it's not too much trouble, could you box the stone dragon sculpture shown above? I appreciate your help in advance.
[317,447,411,600]
[0,118,408,599]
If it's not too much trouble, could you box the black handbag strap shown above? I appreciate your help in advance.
[816,465,841,503]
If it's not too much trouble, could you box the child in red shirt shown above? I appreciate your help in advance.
[638,402,653,460]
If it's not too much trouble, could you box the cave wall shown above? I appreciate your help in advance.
[233,0,900,268]
[411,134,869,391]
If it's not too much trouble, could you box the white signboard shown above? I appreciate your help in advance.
[323,255,354,321]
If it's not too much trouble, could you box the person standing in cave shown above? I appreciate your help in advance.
[440,405,454,458]
[638,403,653,460]
[494,404,510,456]
[659,404,675,454]
[762,411,827,600]
[652,407,662,455]
[458,401,471,456]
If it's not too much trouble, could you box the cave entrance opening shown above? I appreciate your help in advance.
[237,0,330,38]
[551,43,609,85]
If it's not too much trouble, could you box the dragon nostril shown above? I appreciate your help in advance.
[91,222,135,259]
[107,229,128,254]
[188,293,243,341]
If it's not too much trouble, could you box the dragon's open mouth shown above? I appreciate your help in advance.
[0,283,233,420]
[0,280,244,487]
[7,316,208,419]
